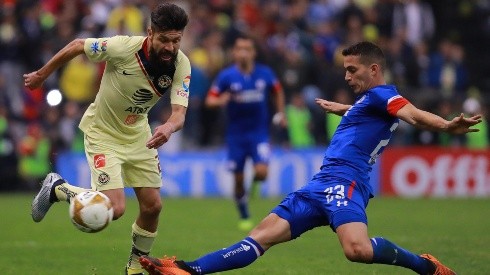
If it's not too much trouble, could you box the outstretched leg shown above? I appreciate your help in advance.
[31,173,88,222]
[336,222,455,274]
[140,213,292,274]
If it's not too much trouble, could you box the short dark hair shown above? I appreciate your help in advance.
[151,3,189,32]
[342,41,386,70]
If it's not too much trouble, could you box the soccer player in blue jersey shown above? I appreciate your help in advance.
[205,34,287,231]
[140,41,481,275]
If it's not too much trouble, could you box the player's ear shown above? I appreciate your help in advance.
[370,63,379,76]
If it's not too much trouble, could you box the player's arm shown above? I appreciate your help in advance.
[205,87,230,108]
[205,72,230,108]
[396,103,482,134]
[146,104,186,149]
[24,39,85,89]
[271,81,287,127]
[315,98,351,116]
[147,51,190,149]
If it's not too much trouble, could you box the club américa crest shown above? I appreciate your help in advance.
[157,75,172,89]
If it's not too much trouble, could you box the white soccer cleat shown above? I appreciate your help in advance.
[31,172,63,222]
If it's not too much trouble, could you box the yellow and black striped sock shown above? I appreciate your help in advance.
[127,222,157,271]
[53,181,88,202]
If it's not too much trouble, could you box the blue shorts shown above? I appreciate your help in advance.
[227,138,270,172]
[271,172,371,239]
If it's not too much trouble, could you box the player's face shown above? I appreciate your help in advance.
[233,38,255,66]
[148,29,182,66]
[343,55,376,94]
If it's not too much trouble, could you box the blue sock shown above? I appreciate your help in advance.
[370,237,431,274]
[235,194,249,219]
[185,237,264,274]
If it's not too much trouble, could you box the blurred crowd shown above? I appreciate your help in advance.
[1,0,489,190]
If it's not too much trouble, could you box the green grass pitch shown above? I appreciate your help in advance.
[1,194,489,274]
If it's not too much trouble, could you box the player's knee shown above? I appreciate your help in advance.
[343,243,372,263]
[111,204,126,220]
[139,200,162,218]
[254,166,268,180]
[254,172,267,181]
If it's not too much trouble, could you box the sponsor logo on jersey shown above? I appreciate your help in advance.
[183,75,191,92]
[176,89,189,98]
[94,154,106,168]
[124,114,140,125]
[230,82,242,91]
[122,70,135,76]
[125,106,150,114]
[124,89,153,120]
[337,200,348,207]
[90,41,100,53]
[158,75,172,88]
[255,79,266,90]
[131,89,153,105]
[101,40,108,51]
[98,172,110,185]
[232,90,264,103]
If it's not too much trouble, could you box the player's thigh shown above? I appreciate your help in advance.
[84,135,124,191]
[122,147,162,188]
[312,175,369,231]
[270,191,328,240]
[250,140,271,165]
[226,142,248,172]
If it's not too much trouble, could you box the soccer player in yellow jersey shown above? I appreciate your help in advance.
[24,3,190,275]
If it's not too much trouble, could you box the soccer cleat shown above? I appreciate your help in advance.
[31,173,63,222]
[238,218,254,231]
[420,254,456,275]
[139,255,197,275]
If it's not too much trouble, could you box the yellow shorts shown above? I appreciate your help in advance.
[84,134,162,191]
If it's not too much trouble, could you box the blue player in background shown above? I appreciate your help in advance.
[140,41,481,275]
[204,34,287,231]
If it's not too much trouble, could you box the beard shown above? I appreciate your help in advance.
[148,47,178,68]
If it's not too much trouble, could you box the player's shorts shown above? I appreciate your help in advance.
[226,138,270,172]
[84,133,162,191]
[271,171,371,239]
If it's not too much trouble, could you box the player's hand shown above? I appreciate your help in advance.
[272,112,288,128]
[220,92,231,105]
[146,122,175,149]
[447,113,482,134]
[23,71,45,89]
[315,98,350,116]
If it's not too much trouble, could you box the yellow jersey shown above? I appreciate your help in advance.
[80,35,191,143]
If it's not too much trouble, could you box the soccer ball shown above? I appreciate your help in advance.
[69,191,114,233]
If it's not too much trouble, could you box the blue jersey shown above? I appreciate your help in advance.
[322,85,409,195]
[271,85,410,234]
[209,64,282,141]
